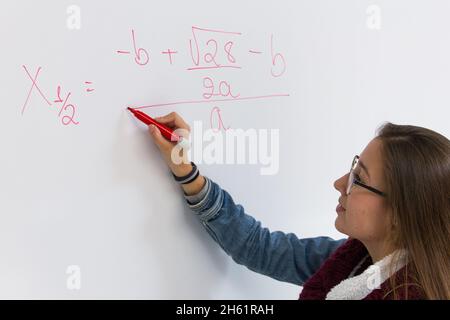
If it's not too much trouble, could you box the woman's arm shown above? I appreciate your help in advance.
[146,112,345,285]
[185,175,346,285]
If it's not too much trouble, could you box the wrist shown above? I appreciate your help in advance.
[170,162,193,177]
[182,175,205,196]
[170,161,204,196]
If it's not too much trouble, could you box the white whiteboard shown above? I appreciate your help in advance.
[1,0,449,299]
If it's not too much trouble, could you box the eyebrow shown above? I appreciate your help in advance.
[358,159,371,179]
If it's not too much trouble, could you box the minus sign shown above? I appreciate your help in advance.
[117,50,131,54]
[249,50,263,54]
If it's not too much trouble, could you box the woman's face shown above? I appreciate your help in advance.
[334,138,392,244]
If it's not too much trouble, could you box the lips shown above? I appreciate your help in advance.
[336,203,346,213]
[336,198,346,213]
[338,198,346,210]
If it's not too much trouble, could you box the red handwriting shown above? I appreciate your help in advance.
[54,86,80,126]
[21,65,51,115]
[114,27,287,78]
[161,49,178,65]
[112,27,289,120]
[270,34,286,77]
[133,93,290,109]
[117,29,150,66]
[84,81,95,92]
[224,41,236,63]
[210,107,230,132]
[188,26,242,70]
[132,29,150,66]
[21,65,80,126]
[202,77,240,99]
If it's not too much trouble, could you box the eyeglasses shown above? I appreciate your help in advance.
[346,155,386,197]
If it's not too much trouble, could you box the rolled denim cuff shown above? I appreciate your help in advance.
[184,177,224,222]
[184,177,210,205]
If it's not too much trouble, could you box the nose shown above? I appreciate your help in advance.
[334,173,349,195]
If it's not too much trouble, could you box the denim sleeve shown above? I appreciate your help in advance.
[184,176,346,285]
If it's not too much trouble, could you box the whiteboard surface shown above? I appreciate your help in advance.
[1,0,449,298]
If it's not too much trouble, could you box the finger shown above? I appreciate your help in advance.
[155,112,190,131]
[153,112,176,125]
[148,124,174,151]
[154,115,179,129]
[154,116,173,126]
[173,127,191,140]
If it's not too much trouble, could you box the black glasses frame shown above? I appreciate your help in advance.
[346,155,386,197]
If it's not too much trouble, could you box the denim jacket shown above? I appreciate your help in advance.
[184,176,346,285]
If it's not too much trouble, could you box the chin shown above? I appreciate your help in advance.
[334,217,346,235]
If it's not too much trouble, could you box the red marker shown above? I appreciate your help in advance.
[127,107,189,148]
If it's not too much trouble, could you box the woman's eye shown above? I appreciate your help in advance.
[354,173,362,182]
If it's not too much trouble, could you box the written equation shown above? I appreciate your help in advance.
[116,26,290,131]
[20,65,92,126]
[19,26,289,130]
[116,26,286,76]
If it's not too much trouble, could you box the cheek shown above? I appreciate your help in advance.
[335,197,390,241]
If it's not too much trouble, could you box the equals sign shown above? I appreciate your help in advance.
[84,81,95,93]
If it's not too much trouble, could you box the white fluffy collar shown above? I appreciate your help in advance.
[326,250,407,300]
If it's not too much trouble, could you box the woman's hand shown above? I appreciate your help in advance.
[148,112,205,195]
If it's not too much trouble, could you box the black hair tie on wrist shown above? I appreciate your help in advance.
[172,162,199,184]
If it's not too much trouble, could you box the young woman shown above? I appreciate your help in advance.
[146,112,449,300]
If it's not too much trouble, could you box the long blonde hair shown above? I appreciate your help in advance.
[376,122,450,299]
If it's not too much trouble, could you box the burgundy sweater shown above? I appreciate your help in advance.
[299,238,425,300]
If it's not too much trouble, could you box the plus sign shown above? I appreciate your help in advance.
[161,49,178,65]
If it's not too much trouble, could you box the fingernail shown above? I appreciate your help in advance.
[149,125,155,133]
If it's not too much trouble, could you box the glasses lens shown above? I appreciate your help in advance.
[346,156,358,195]
[346,170,353,195]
